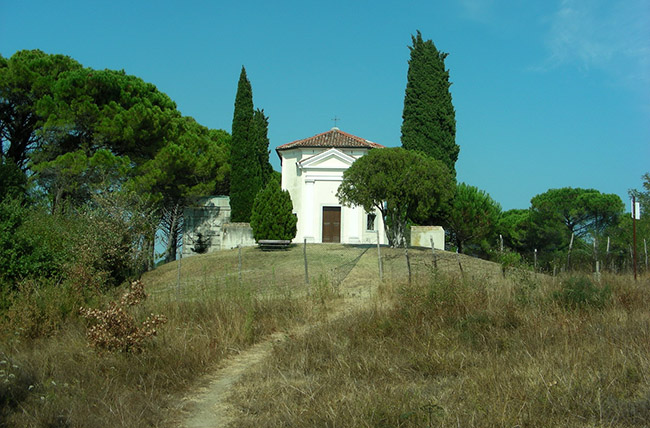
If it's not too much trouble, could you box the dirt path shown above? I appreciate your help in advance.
[178,248,381,428]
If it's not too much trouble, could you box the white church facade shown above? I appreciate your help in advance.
[276,127,387,245]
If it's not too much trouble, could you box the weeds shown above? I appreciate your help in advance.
[553,275,611,309]
[230,271,650,427]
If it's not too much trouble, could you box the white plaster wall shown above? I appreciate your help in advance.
[280,147,386,245]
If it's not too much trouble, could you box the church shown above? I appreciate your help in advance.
[182,127,388,255]
[277,127,387,245]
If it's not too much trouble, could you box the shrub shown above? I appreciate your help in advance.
[250,179,297,241]
[80,280,166,353]
[553,275,611,309]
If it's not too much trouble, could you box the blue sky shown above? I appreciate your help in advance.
[2,0,648,210]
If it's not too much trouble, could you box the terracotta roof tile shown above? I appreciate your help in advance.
[276,128,385,151]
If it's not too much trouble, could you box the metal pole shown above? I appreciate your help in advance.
[633,196,638,281]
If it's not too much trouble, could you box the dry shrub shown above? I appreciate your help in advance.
[2,279,90,340]
[80,280,166,353]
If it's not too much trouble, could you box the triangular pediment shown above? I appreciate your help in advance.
[298,148,357,170]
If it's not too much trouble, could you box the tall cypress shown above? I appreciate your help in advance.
[401,31,459,176]
[250,108,273,187]
[229,66,261,222]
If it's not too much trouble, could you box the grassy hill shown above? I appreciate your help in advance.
[2,244,649,427]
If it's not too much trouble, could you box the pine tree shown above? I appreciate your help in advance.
[250,179,297,241]
[229,67,262,222]
[401,31,459,176]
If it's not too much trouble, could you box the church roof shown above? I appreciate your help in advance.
[276,128,385,152]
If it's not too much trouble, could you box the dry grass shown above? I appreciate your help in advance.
[3,244,647,427]
[229,268,650,427]
[1,244,368,428]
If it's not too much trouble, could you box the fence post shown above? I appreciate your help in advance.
[376,230,383,282]
[238,245,242,283]
[404,241,411,285]
[303,238,309,285]
[430,237,437,269]
[176,248,182,298]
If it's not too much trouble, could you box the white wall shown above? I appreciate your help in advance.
[280,147,385,245]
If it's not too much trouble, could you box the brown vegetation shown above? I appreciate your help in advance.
[1,244,648,427]
[229,269,650,427]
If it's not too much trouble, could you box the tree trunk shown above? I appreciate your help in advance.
[163,204,183,264]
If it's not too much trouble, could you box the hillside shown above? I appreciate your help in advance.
[2,244,648,427]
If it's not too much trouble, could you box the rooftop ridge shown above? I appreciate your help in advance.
[276,128,385,151]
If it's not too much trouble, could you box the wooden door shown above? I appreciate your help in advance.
[322,207,341,243]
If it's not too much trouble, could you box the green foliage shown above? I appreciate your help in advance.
[498,209,530,252]
[133,117,230,205]
[446,182,501,254]
[401,31,458,176]
[251,108,274,185]
[32,149,131,213]
[35,67,179,166]
[0,159,27,201]
[553,275,611,309]
[530,187,624,240]
[229,67,262,222]
[1,190,155,297]
[337,147,455,248]
[250,179,297,241]
[497,250,524,275]
[0,50,82,168]
[0,199,66,285]
[132,117,230,262]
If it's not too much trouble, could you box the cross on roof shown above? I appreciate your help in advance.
[331,116,340,128]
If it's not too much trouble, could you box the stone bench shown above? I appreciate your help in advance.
[257,239,292,251]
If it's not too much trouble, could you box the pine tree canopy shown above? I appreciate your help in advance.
[401,31,459,176]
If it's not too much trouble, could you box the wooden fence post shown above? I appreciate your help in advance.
[176,248,182,298]
[430,238,437,269]
[377,230,383,282]
[303,238,309,285]
[238,245,242,283]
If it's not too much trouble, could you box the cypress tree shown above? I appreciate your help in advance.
[401,31,459,176]
[250,178,297,241]
[229,66,262,222]
[250,108,274,187]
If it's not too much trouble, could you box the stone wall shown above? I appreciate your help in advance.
[220,223,255,249]
[410,226,445,250]
[182,196,230,256]
[182,196,256,256]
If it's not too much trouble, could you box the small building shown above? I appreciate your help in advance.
[276,127,387,244]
